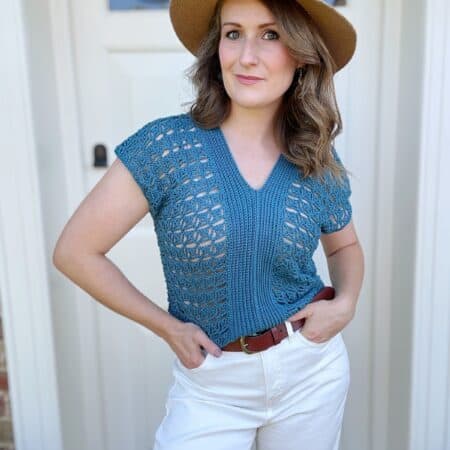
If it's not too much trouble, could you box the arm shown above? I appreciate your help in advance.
[53,157,222,366]
[320,219,365,320]
[52,158,179,341]
[286,219,363,340]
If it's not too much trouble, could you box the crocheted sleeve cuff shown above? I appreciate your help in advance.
[320,146,353,234]
[113,119,165,220]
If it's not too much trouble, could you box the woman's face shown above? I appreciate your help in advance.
[218,0,300,112]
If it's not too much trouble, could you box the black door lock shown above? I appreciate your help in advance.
[93,144,107,167]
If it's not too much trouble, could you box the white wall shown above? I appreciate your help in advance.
[387,0,427,447]
[21,1,88,449]
[0,0,64,449]
[409,0,450,447]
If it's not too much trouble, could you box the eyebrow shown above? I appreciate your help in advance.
[222,22,277,28]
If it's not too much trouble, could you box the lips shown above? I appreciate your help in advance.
[236,75,264,80]
[235,75,264,85]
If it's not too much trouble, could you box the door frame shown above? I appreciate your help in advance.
[0,1,64,449]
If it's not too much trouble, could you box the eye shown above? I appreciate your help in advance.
[224,29,280,41]
[225,30,240,40]
[263,29,279,40]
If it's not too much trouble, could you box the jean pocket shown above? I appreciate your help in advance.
[295,327,335,348]
[185,350,212,371]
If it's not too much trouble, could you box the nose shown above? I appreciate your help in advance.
[239,38,259,66]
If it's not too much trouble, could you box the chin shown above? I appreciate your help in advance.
[225,90,268,104]
[228,95,281,109]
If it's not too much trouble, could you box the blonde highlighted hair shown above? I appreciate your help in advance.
[182,0,352,185]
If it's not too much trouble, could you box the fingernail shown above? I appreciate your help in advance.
[215,349,222,357]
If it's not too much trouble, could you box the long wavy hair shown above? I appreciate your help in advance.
[182,0,352,185]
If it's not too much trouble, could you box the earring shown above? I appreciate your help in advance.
[297,67,304,83]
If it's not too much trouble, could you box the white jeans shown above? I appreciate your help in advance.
[153,321,350,450]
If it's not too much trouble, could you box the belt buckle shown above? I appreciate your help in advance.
[239,335,256,354]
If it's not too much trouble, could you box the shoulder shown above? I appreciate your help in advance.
[114,112,196,160]
[128,112,194,141]
[148,111,193,130]
[320,147,351,189]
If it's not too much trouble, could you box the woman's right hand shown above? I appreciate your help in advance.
[164,321,222,369]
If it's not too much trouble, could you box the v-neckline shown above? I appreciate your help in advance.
[215,126,285,194]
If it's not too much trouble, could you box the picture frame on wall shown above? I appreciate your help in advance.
[109,0,169,10]
[109,0,345,11]
[324,0,347,5]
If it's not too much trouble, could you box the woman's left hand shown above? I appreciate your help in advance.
[286,296,355,344]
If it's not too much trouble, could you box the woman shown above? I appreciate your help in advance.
[53,0,364,448]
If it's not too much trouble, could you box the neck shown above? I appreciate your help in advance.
[221,102,282,147]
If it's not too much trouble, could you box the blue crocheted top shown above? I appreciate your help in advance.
[114,112,352,348]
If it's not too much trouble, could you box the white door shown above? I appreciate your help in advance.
[68,0,384,449]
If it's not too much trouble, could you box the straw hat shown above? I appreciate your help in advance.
[169,0,357,73]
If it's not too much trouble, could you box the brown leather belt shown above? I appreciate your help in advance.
[221,286,336,353]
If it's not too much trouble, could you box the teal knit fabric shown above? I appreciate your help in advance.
[114,112,352,348]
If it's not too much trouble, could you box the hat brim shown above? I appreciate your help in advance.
[169,0,357,73]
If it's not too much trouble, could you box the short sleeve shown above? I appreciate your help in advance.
[113,119,166,219]
[320,146,353,234]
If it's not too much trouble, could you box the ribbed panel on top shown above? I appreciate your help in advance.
[114,112,353,348]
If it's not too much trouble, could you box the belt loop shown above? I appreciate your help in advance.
[285,320,295,341]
